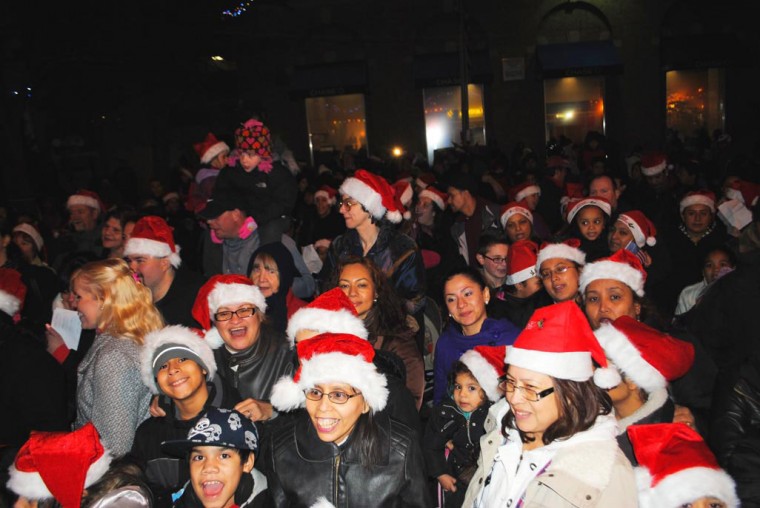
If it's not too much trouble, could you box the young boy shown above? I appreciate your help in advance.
[162,407,269,508]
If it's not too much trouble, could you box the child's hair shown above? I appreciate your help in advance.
[448,360,487,403]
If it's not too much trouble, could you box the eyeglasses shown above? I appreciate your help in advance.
[304,388,363,404]
[500,379,555,402]
[338,199,360,211]
[483,255,507,264]
[539,264,574,280]
[213,307,257,321]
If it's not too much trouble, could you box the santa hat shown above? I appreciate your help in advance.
[314,185,338,205]
[640,151,670,176]
[628,423,739,508]
[285,287,368,347]
[419,186,447,210]
[725,179,760,207]
[0,267,26,317]
[140,325,217,395]
[415,172,436,190]
[12,223,44,252]
[594,316,694,392]
[124,216,182,268]
[499,202,533,229]
[7,423,112,508]
[679,190,716,214]
[565,196,612,224]
[617,211,657,248]
[340,169,406,223]
[460,345,507,402]
[579,249,648,297]
[192,274,267,348]
[536,238,586,269]
[506,240,539,285]
[510,182,541,203]
[507,301,620,387]
[392,180,413,219]
[67,189,105,213]
[270,332,388,413]
[162,191,180,204]
[194,133,230,165]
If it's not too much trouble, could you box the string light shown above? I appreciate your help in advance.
[222,0,254,17]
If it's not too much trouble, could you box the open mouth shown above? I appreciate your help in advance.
[201,481,224,497]
[228,326,247,338]
[315,417,339,433]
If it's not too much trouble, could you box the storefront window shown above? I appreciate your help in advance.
[305,94,367,166]
[544,76,605,145]
[423,84,486,163]
[666,68,725,139]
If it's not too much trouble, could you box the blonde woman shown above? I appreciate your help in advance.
[65,258,164,455]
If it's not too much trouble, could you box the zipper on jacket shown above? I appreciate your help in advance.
[334,454,341,505]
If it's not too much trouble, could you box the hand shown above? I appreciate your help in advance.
[673,404,696,430]
[149,395,166,418]
[235,398,273,421]
[640,250,653,268]
[438,474,457,492]
[445,440,455,451]
[45,324,65,355]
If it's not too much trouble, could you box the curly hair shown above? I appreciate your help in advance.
[71,258,164,344]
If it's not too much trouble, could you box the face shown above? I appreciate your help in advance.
[453,372,486,412]
[123,221,136,242]
[521,193,540,211]
[505,214,532,243]
[69,205,98,232]
[645,171,668,192]
[207,210,242,239]
[339,194,371,230]
[447,187,467,213]
[703,250,733,284]
[576,206,605,241]
[589,176,619,210]
[539,258,580,302]
[605,369,640,407]
[126,255,169,292]
[478,244,509,280]
[337,263,376,319]
[505,365,559,445]
[71,278,102,330]
[101,217,124,249]
[685,498,728,508]
[214,303,262,352]
[211,151,229,169]
[305,382,369,444]
[12,232,35,261]
[682,205,714,236]
[444,275,489,332]
[583,279,640,330]
[608,220,635,253]
[250,256,280,297]
[315,196,331,217]
[415,196,435,225]
[239,151,262,171]
[189,446,253,508]
[156,357,207,401]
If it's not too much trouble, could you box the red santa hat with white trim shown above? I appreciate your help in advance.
[339,169,406,223]
[679,189,716,214]
[191,274,267,348]
[0,267,26,317]
[505,240,539,285]
[617,210,657,247]
[499,202,533,229]
[507,301,621,388]
[194,132,230,165]
[419,186,448,210]
[7,423,112,508]
[594,316,694,393]
[725,179,760,207]
[509,182,541,203]
[392,180,413,219]
[12,223,44,252]
[579,248,648,298]
[565,196,612,224]
[124,216,182,268]
[66,189,105,214]
[628,423,739,508]
[536,238,586,269]
[314,185,338,205]
[460,345,507,402]
[285,287,368,348]
[640,151,670,177]
[270,332,389,413]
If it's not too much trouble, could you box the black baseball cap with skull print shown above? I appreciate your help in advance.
[162,407,259,457]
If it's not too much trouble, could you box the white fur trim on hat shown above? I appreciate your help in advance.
[635,466,739,508]
[419,188,445,209]
[536,244,586,270]
[399,184,413,207]
[641,159,666,177]
[13,224,44,251]
[270,352,389,413]
[207,283,267,315]
[566,198,612,224]
[505,265,537,286]
[515,184,541,203]
[314,189,336,205]
[140,325,217,394]
[500,207,533,229]
[7,448,112,501]
[680,195,715,214]
[579,259,645,297]
[618,214,656,248]
[0,290,21,316]
[340,177,386,220]
[385,209,404,224]
[67,195,100,211]
[124,238,182,269]
[460,350,501,402]
[593,365,622,390]
[200,141,230,165]
[507,346,593,381]
[203,327,225,349]
[594,322,665,392]
[285,308,368,348]
[310,498,336,508]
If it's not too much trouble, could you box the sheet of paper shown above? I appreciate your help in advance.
[51,308,83,350]
[718,199,753,231]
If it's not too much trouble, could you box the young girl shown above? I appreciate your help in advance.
[563,196,612,262]
[423,345,506,508]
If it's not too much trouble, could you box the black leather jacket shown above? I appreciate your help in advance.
[263,411,430,507]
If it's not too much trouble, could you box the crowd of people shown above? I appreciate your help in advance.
[1,121,759,507]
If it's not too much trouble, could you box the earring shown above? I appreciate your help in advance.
[485,299,490,305]
[373,297,378,302]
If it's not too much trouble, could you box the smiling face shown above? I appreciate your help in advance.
[583,278,640,330]
[214,303,262,352]
[576,206,605,241]
[682,204,713,236]
[70,277,102,330]
[68,205,98,232]
[189,446,253,508]
[250,255,280,298]
[101,217,124,250]
[539,258,580,303]
[453,372,486,413]
[589,176,619,210]
[444,274,489,335]
[156,357,207,402]
[608,219,635,252]
[505,365,559,448]
[305,382,369,444]
[505,214,532,243]
[337,262,376,319]
[126,254,169,292]
[315,195,332,218]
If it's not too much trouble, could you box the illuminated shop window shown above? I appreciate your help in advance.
[544,76,605,145]
[305,94,367,165]
[423,85,486,163]
[666,69,725,138]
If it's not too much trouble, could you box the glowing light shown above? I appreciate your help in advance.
[222,0,254,17]
[211,56,224,61]
[392,146,403,157]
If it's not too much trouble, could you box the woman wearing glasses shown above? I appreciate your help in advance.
[464,301,638,507]
[536,239,587,304]
[266,332,429,507]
